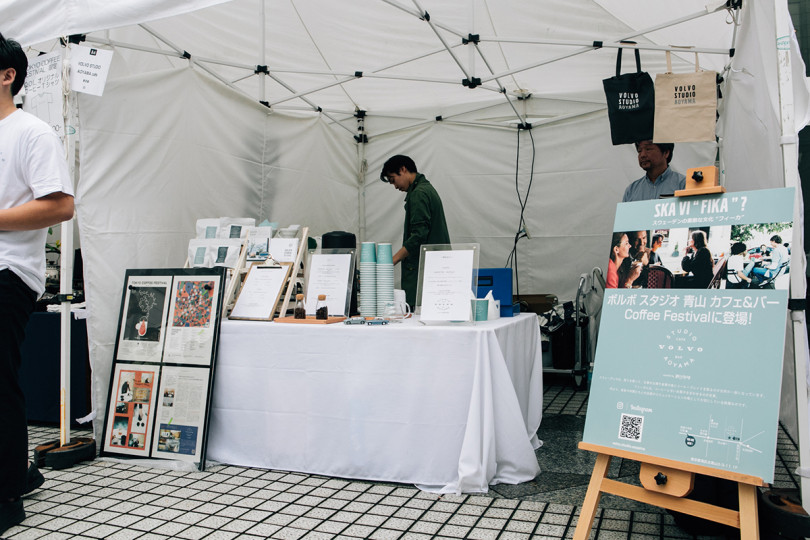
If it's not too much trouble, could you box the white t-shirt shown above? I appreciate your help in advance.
[0,109,73,295]
[727,254,746,283]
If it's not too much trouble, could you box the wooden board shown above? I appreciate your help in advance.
[274,315,347,324]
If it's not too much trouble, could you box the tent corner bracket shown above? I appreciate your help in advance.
[462,34,480,45]
[462,77,482,89]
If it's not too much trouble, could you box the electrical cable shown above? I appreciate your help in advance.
[505,125,536,299]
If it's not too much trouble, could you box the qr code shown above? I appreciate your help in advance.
[618,413,644,442]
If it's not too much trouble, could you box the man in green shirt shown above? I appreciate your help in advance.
[380,155,450,307]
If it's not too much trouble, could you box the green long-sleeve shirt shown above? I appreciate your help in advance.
[401,173,450,306]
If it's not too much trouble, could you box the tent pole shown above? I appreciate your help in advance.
[357,115,367,244]
[59,40,74,448]
[481,4,730,84]
[260,0,266,102]
[410,0,471,80]
[774,0,810,513]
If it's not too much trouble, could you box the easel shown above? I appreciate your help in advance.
[574,442,765,539]
[275,226,309,317]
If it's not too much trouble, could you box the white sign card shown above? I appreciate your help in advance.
[419,249,475,321]
[116,275,173,362]
[230,264,292,320]
[269,238,300,262]
[151,366,210,462]
[305,252,354,316]
[162,275,222,365]
[22,51,64,137]
[69,45,113,96]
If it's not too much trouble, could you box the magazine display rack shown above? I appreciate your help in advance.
[276,226,309,317]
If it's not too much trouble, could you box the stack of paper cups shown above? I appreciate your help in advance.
[359,242,377,316]
[376,243,394,316]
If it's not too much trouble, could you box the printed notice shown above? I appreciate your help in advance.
[419,249,475,321]
[151,366,210,461]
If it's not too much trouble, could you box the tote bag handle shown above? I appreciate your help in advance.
[664,49,700,74]
[616,42,641,76]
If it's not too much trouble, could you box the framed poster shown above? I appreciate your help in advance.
[150,366,210,461]
[583,188,794,482]
[102,267,227,468]
[102,364,159,457]
[163,273,224,366]
[230,263,293,320]
[116,275,172,362]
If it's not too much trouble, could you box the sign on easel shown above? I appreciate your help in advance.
[585,187,794,481]
[574,188,795,539]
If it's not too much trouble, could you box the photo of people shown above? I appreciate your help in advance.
[110,417,129,447]
[606,222,792,290]
[172,280,215,327]
[163,389,175,407]
[127,433,144,448]
[157,429,182,453]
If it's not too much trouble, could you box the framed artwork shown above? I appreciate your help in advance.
[102,267,227,468]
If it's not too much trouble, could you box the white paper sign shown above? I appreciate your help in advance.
[269,238,300,262]
[419,250,475,321]
[23,51,64,137]
[230,265,290,320]
[306,253,352,316]
[70,45,113,96]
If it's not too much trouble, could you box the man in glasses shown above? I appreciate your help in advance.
[380,155,450,307]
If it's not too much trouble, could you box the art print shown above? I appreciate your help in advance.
[102,364,159,457]
[116,276,172,362]
[163,275,222,365]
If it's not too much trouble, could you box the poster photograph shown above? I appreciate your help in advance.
[115,275,172,362]
[150,366,211,462]
[162,274,223,365]
[102,364,159,457]
[584,187,794,482]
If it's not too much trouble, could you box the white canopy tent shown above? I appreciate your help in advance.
[4,0,810,501]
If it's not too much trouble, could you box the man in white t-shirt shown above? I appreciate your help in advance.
[0,33,74,535]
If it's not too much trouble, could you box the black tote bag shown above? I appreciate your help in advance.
[602,46,655,145]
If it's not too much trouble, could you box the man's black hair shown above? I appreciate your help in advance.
[652,234,664,245]
[0,32,27,96]
[771,235,782,244]
[731,242,747,255]
[635,141,675,164]
[380,155,417,182]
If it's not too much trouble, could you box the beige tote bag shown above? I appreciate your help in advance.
[653,51,717,143]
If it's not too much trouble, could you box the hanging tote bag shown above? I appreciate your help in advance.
[602,45,655,145]
[653,51,717,143]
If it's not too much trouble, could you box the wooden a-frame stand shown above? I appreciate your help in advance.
[275,226,309,317]
[574,442,766,539]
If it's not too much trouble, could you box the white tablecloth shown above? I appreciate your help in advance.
[207,313,543,493]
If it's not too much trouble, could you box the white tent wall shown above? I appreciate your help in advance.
[76,66,357,443]
[716,0,810,456]
[361,105,716,298]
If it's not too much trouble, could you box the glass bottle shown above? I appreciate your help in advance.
[294,293,306,319]
[315,294,328,320]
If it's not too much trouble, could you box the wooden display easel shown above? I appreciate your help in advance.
[574,442,765,540]
[275,226,309,317]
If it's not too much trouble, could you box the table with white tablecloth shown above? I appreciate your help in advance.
[207,313,543,493]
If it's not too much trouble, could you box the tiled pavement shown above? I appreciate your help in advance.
[4,375,802,540]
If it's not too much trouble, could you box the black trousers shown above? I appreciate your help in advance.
[0,269,36,499]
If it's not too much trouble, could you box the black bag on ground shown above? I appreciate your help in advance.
[602,45,655,145]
